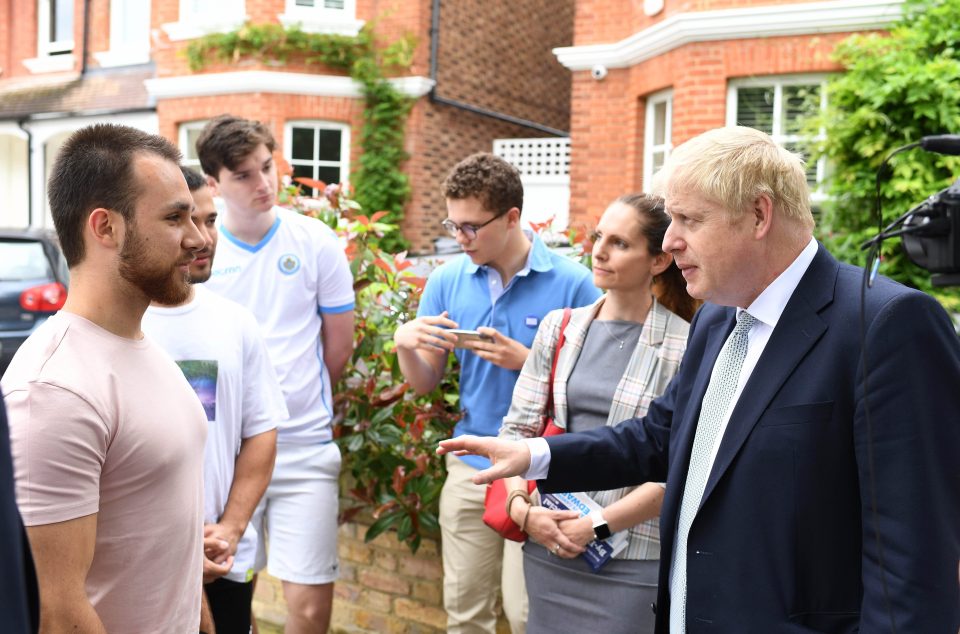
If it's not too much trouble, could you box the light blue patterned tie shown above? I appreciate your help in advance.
[670,310,757,633]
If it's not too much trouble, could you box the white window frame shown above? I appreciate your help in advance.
[179,120,210,171]
[278,0,363,36]
[162,0,247,42]
[727,74,829,197]
[284,120,351,193]
[94,0,151,67]
[37,0,74,56]
[643,89,673,192]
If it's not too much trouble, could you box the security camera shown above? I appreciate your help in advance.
[590,64,608,81]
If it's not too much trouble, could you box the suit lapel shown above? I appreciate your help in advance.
[699,246,837,508]
[661,311,736,534]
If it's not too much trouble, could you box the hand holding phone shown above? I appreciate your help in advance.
[467,327,530,370]
[449,329,494,348]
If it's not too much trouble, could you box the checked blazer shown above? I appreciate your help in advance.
[500,295,689,559]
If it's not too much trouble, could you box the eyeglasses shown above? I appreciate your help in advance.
[441,214,503,241]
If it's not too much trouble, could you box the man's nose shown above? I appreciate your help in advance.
[184,220,205,252]
[199,226,214,250]
[662,222,681,253]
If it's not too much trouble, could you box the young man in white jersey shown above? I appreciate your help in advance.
[1,124,208,632]
[142,166,287,634]
[197,115,355,633]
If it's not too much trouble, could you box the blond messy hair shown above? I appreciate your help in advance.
[651,126,815,232]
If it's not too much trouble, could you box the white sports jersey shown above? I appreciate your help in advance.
[142,286,288,582]
[204,206,355,444]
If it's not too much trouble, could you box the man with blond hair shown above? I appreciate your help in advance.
[440,126,960,632]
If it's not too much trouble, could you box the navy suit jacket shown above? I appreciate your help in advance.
[0,395,38,632]
[542,245,960,633]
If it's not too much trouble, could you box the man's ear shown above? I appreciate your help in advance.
[205,174,220,195]
[752,193,774,239]
[87,208,123,251]
[651,251,673,278]
[504,206,522,229]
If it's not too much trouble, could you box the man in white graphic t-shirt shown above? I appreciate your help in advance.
[142,165,287,634]
[197,115,355,633]
[1,124,207,632]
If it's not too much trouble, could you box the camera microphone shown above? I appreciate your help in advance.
[919,135,960,155]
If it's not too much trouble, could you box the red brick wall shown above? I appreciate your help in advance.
[572,0,844,46]
[86,0,111,65]
[402,99,556,253]
[0,0,93,78]
[5,1,37,78]
[151,0,573,253]
[566,0,864,225]
[0,1,10,76]
[371,0,433,77]
[434,0,574,132]
[157,93,365,184]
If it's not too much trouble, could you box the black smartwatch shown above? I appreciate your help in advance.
[592,513,611,541]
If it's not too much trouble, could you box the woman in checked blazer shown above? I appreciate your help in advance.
[498,193,696,634]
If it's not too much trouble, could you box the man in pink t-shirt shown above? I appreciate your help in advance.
[0,124,208,633]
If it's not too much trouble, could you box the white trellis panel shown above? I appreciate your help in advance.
[493,137,571,234]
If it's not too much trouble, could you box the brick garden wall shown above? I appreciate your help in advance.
[253,521,511,632]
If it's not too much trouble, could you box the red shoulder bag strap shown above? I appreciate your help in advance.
[542,307,572,430]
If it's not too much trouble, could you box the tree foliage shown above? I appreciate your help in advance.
[809,0,960,310]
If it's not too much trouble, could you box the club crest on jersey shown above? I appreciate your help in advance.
[278,253,301,275]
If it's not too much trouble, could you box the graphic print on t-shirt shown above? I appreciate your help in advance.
[175,360,219,422]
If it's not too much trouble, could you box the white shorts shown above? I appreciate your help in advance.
[251,441,341,584]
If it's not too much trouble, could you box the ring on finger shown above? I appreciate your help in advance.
[552,544,561,555]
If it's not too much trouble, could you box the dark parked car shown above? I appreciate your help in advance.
[0,229,69,376]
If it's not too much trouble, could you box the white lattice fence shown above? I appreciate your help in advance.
[494,137,571,234]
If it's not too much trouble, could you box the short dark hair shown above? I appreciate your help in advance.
[441,153,523,216]
[47,124,181,267]
[180,165,207,192]
[195,114,277,179]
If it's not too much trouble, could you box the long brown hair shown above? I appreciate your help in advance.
[615,193,700,322]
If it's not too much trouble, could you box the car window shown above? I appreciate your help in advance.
[0,241,53,281]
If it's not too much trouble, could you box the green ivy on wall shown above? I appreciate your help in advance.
[185,23,415,251]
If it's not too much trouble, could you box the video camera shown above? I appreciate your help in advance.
[901,177,960,287]
[865,134,960,288]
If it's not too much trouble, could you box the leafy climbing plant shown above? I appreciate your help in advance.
[186,22,414,251]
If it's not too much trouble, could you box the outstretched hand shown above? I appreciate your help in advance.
[437,435,532,484]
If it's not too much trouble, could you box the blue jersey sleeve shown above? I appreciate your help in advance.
[416,268,446,319]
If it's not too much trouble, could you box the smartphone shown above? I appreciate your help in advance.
[449,329,493,348]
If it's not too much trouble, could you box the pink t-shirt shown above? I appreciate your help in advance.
[1,311,206,633]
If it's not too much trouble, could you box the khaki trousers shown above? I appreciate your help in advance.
[440,454,528,634]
